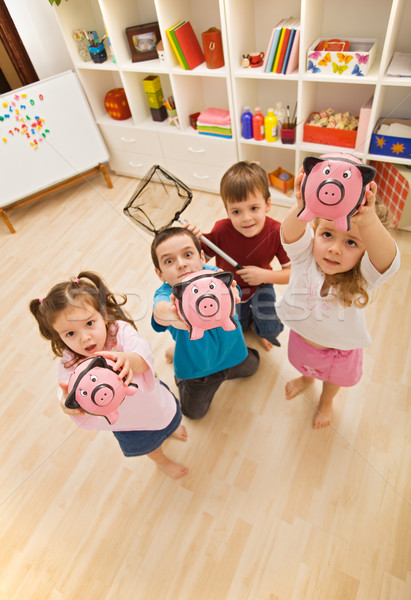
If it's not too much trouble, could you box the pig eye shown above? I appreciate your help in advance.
[90,374,97,383]
[80,389,88,397]
[191,286,199,294]
[209,282,216,290]
[343,169,352,179]
[323,166,331,175]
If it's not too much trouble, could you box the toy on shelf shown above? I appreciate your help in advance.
[104,88,131,120]
[172,270,237,340]
[72,29,91,61]
[142,75,167,122]
[65,356,138,424]
[298,153,376,231]
[269,168,294,194]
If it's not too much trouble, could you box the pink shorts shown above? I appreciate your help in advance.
[288,330,363,387]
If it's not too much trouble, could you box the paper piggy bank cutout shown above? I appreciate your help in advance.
[65,356,138,424]
[172,270,237,340]
[298,153,376,230]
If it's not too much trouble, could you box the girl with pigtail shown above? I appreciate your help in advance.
[30,271,188,479]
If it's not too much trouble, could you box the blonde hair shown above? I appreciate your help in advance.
[29,271,136,366]
[315,199,393,308]
[220,161,270,208]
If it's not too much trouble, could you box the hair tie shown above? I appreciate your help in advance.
[39,298,43,304]
[74,277,80,284]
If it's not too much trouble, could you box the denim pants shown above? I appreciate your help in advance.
[236,284,283,346]
[175,347,260,420]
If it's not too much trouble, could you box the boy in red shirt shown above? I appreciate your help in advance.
[190,161,291,350]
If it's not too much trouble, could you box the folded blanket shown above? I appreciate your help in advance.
[197,107,231,126]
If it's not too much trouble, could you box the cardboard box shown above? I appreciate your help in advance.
[369,118,411,158]
[306,38,376,77]
[303,112,357,148]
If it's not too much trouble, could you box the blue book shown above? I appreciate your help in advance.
[282,28,297,74]
[265,19,286,73]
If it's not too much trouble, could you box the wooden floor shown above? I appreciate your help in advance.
[1,169,410,600]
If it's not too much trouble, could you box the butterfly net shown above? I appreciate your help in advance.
[123,165,193,235]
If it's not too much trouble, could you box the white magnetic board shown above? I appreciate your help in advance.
[0,71,109,207]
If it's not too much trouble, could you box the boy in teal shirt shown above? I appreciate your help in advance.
[151,227,259,419]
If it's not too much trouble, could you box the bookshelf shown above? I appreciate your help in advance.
[53,0,411,205]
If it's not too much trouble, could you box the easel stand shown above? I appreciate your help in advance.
[0,163,113,234]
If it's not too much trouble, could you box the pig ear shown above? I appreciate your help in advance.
[172,282,186,301]
[357,164,376,186]
[65,388,81,410]
[303,156,323,175]
[214,271,233,288]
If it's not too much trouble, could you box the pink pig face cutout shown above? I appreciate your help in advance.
[172,270,238,340]
[65,356,137,424]
[298,153,376,231]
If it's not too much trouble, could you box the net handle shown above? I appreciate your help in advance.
[178,218,243,269]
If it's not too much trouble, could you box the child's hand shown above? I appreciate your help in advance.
[169,295,190,330]
[58,381,84,416]
[294,166,305,210]
[95,351,134,385]
[231,279,241,304]
[180,219,203,238]
[351,181,378,229]
[236,266,267,287]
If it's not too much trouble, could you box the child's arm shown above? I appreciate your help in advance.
[281,168,308,244]
[96,351,149,386]
[351,182,397,274]
[236,264,291,287]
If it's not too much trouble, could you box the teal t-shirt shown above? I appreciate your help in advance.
[151,268,248,380]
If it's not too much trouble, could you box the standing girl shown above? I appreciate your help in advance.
[277,169,400,429]
[30,271,188,479]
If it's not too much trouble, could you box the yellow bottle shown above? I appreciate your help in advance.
[264,107,278,142]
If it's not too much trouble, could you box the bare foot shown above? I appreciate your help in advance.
[171,424,188,442]
[285,376,313,400]
[156,457,188,479]
[148,447,188,479]
[312,398,333,429]
[165,343,175,364]
[259,337,274,351]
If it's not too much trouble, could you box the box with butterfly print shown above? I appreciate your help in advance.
[306,39,376,77]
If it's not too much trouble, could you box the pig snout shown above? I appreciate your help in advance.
[317,180,345,206]
[92,384,115,406]
[196,294,219,317]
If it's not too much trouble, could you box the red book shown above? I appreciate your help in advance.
[174,21,204,70]
[275,23,293,73]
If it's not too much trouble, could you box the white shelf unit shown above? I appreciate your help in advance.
[54,0,411,205]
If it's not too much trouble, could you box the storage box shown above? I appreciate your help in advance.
[303,112,357,148]
[371,161,411,229]
[369,118,411,158]
[269,168,294,194]
[306,38,376,77]
[150,106,167,122]
[145,89,164,109]
[142,75,162,94]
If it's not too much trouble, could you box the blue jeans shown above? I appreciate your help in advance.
[236,284,283,346]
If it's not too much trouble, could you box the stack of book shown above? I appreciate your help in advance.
[196,108,232,138]
[166,21,204,70]
[263,17,300,74]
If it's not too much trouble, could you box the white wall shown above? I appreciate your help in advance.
[5,0,73,80]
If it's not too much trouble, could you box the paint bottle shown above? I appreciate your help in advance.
[274,101,286,127]
[264,107,278,142]
[241,106,253,139]
[252,107,264,141]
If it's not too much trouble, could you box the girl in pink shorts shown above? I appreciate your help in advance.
[277,163,400,429]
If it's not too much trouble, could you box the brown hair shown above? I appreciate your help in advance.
[151,227,202,270]
[220,161,270,208]
[29,271,136,365]
[315,199,393,308]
